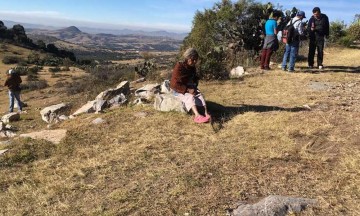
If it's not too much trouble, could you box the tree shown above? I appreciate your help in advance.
[182,0,284,79]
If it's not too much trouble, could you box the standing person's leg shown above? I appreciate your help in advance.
[8,91,15,113]
[13,91,22,112]
[281,44,291,70]
[260,49,267,69]
[317,37,325,68]
[308,39,316,67]
[264,49,273,70]
[288,44,297,72]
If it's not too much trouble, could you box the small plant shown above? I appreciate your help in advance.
[49,67,61,72]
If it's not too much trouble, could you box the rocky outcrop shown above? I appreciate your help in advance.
[231,195,317,216]
[40,103,68,123]
[96,81,130,101]
[1,112,20,124]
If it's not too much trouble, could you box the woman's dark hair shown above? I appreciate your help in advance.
[272,10,282,18]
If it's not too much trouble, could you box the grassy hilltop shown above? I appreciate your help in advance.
[0,42,360,215]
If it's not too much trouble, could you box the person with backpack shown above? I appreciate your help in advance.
[281,11,306,72]
[260,10,282,70]
[4,68,23,113]
[307,7,329,69]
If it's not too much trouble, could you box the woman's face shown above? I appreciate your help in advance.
[186,57,198,67]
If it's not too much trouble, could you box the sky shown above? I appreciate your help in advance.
[0,0,358,33]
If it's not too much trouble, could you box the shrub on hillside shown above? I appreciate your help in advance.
[2,55,22,64]
[49,67,61,72]
[21,79,48,91]
[64,65,135,98]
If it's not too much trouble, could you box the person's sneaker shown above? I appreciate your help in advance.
[194,115,209,123]
[308,65,314,69]
[318,65,323,69]
[288,69,295,72]
[281,67,286,71]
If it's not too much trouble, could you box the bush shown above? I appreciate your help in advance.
[338,35,355,47]
[49,67,61,72]
[21,79,48,91]
[329,21,347,44]
[347,22,360,41]
[2,55,21,64]
[14,66,29,76]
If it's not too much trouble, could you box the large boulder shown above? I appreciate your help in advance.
[96,81,130,101]
[1,112,20,124]
[40,103,68,123]
[72,99,107,116]
[232,195,317,216]
[154,94,186,113]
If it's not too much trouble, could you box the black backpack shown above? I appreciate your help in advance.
[281,19,300,44]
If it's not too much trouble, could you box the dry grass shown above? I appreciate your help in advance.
[0,45,360,215]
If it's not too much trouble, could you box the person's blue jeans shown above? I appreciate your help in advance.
[281,42,299,71]
[8,90,22,113]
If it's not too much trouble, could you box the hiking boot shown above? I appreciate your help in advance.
[288,69,295,72]
[194,115,209,123]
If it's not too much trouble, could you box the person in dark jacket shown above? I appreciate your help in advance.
[307,7,329,69]
[170,48,210,123]
[4,69,23,113]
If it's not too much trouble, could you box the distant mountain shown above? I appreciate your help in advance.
[2,20,187,40]
[27,25,182,52]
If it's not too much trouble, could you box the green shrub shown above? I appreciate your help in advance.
[338,35,355,47]
[2,55,21,64]
[329,21,347,44]
[347,22,360,41]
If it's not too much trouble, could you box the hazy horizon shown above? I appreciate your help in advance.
[0,0,358,34]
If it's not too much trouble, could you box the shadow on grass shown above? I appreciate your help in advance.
[299,65,360,73]
[206,101,308,133]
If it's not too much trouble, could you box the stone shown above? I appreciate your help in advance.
[72,99,107,116]
[96,81,130,101]
[0,149,8,156]
[92,118,105,125]
[161,80,171,94]
[1,113,20,124]
[134,112,148,118]
[154,94,186,113]
[20,129,67,144]
[230,66,245,78]
[232,195,317,216]
[108,93,127,107]
[135,83,160,100]
[40,103,68,123]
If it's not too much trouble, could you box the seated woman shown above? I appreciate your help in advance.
[170,48,210,123]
